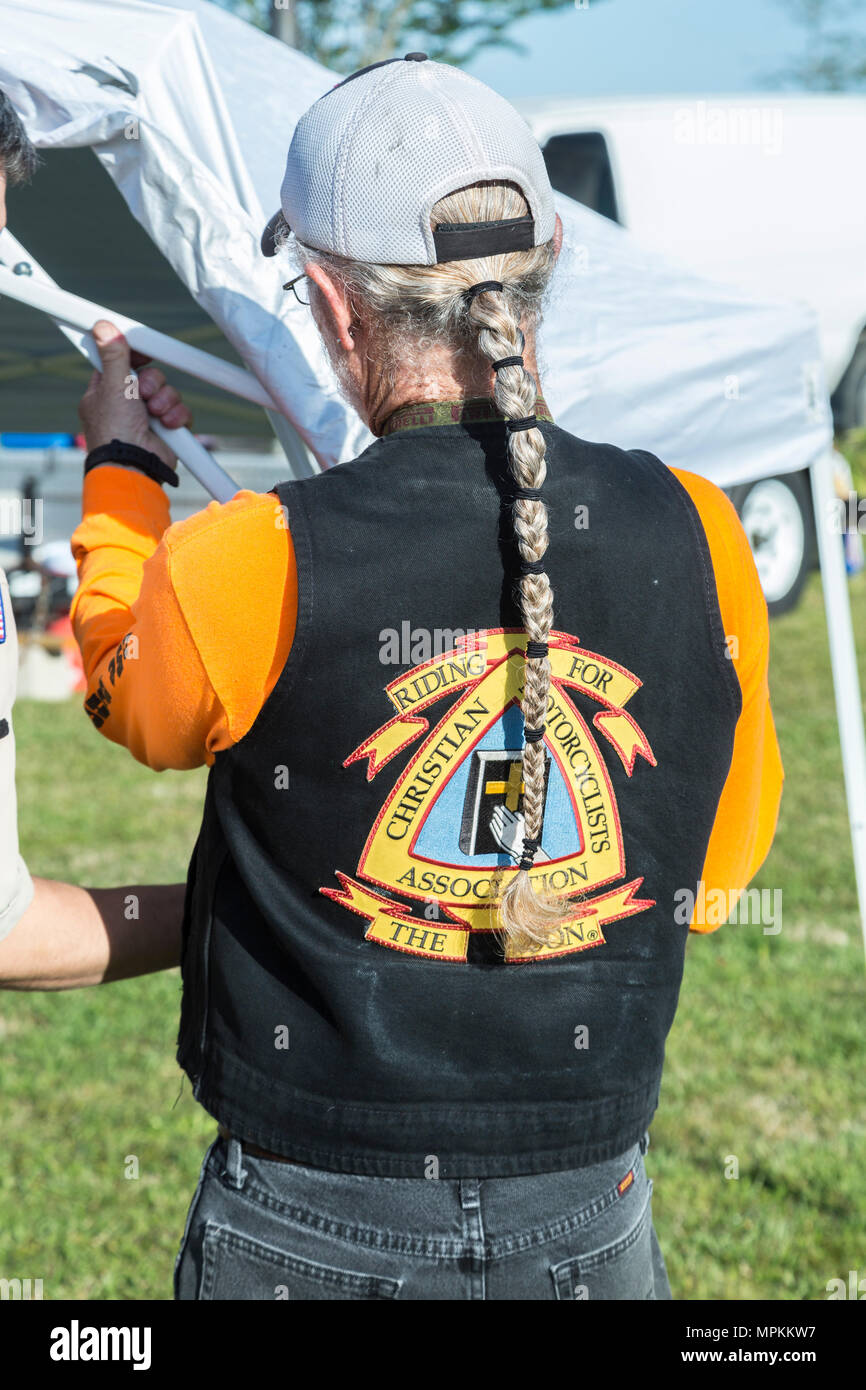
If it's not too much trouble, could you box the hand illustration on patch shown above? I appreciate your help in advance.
[489,805,551,863]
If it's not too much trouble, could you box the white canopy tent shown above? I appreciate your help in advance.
[0,0,864,951]
[0,0,834,482]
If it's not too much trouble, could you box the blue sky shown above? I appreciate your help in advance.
[454,0,866,99]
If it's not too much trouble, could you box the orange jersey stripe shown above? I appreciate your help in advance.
[670,468,784,930]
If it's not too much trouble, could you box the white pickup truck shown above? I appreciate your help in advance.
[517,93,866,612]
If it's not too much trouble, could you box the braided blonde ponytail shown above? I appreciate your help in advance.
[282,182,574,955]
[465,278,575,955]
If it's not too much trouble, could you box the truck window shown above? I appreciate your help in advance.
[541,132,620,224]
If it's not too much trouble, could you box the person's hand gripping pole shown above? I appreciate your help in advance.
[78,320,239,502]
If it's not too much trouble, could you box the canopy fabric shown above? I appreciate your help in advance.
[0,146,268,437]
[0,0,833,484]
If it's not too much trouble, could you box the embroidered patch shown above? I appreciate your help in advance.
[321,628,657,964]
[617,1169,635,1196]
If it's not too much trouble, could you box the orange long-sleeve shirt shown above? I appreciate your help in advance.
[70,452,782,930]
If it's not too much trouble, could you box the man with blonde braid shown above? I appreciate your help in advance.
[70,57,782,1299]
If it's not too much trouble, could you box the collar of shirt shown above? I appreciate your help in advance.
[380,395,555,437]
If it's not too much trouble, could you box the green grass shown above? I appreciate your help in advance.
[654,565,866,1300]
[1,718,212,1300]
[1,570,866,1300]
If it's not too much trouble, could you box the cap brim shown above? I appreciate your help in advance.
[261,209,287,257]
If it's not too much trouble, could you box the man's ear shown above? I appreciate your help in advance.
[553,212,563,260]
[305,261,356,351]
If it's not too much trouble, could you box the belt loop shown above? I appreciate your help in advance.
[639,1131,650,1156]
[222,1136,249,1191]
[459,1177,482,1213]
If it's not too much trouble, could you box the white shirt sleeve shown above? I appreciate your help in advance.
[0,567,35,942]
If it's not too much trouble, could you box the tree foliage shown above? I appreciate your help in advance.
[771,0,866,89]
[217,0,583,73]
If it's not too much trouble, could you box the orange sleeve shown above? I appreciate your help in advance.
[70,465,296,771]
[670,468,784,933]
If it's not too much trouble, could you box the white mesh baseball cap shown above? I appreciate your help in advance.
[261,52,555,265]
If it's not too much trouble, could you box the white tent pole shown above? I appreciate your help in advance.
[0,261,277,410]
[809,448,866,958]
[1,227,320,482]
[0,236,240,502]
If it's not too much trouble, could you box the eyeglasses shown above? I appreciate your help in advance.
[283,273,309,305]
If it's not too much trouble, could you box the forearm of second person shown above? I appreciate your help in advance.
[0,878,184,989]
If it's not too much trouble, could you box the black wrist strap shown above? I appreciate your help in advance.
[84,439,179,488]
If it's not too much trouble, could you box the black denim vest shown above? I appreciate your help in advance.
[177,417,741,1176]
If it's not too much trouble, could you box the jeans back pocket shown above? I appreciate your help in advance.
[550,1180,655,1300]
[199,1222,404,1301]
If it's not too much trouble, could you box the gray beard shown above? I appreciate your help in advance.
[320,330,365,422]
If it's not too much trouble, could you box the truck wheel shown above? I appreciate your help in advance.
[726,472,813,617]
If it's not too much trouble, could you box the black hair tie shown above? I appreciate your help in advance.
[519,558,546,576]
[491,355,524,371]
[512,486,543,501]
[464,280,503,303]
[505,416,537,435]
[518,836,540,871]
[526,641,549,659]
[524,725,546,743]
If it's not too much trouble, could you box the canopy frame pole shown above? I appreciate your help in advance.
[0,238,279,409]
[809,448,866,958]
[1,226,319,482]
[0,232,250,501]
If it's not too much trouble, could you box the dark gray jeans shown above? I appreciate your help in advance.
[174,1130,672,1300]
